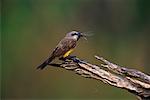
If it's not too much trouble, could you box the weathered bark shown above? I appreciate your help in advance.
[48,55,150,100]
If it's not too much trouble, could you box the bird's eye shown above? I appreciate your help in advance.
[71,33,77,36]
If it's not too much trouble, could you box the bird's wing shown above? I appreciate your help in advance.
[51,37,76,57]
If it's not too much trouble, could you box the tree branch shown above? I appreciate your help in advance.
[48,56,150,100]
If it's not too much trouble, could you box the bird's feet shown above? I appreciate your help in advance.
[59,55,79,62]
[59,56,81,63]
[66,55,76,59]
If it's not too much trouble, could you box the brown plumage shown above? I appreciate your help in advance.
[37,31,81,70]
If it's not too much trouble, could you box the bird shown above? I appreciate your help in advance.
[37,31,87,70]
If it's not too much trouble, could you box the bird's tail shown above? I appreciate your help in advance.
[37,56,54,70]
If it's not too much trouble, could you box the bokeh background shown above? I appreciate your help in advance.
[2,0,150,100]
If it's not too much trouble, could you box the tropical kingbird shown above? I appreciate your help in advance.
[37,31,86,69]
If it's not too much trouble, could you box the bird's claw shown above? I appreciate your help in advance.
[59,55,81,63]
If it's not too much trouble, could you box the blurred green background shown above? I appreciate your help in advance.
[1,0,150,100]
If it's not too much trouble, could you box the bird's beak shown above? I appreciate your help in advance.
[80,33,87,40]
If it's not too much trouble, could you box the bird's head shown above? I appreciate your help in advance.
[66,31,87,41]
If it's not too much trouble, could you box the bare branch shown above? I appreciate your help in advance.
[48,56,150,100]
[95,55,150,84]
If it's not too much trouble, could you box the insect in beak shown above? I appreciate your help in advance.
[80,33,87,40]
